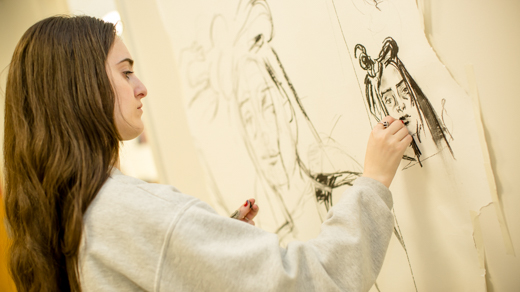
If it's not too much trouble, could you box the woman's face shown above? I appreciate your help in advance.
[106,38,148,140]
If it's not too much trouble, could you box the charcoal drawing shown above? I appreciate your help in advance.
[355,37,454,168]
[180,0,362,240]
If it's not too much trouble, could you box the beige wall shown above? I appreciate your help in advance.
[114,0,210,202]
[421,0,520,290]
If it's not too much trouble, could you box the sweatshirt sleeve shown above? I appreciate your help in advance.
[155,177,394,292]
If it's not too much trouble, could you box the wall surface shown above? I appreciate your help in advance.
[421,0,520,290]
[114,0,211,201]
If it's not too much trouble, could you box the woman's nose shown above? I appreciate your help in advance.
[135,78,148,99]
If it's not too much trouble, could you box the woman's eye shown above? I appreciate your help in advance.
[123,71,134,79]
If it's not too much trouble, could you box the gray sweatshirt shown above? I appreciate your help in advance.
[79,169,394,291]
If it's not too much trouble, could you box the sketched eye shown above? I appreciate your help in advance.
[397,81,410,100]
[400,88,410,99]
[382,89,397,108]
[242,112,256,138]
[243,112,253,125]
[260,89,275,114]
[264,103,275,115]
[383,94,393,106]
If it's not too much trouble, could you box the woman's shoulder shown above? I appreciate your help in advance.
[85,168,201,232]
[103,168,196,205]
[80,169,203,290]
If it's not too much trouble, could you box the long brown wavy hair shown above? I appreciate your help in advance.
[4,15,120,291]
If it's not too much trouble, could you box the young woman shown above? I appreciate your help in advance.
[4,16,411,292]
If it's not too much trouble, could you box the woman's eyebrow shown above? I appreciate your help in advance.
[117,58,134,66]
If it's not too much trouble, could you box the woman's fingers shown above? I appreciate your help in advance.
[377,116,397,130]
[230,198,259,225]
[386,118,404,133]
[244,200,259,220]
[241,199,259,225]
[362,116,412,187]
[394,123,411,141]
[399,132,413,146]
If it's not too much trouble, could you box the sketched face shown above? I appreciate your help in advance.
[380,65,419,134]
[237,58,294,187]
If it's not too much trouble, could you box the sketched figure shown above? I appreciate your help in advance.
[355,37,454,167]
[354,37,457,292]
[180,0,362,241]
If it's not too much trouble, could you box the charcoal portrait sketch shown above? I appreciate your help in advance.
[355,37,454,168]
[179,0,362,241]
[156,0,496,291]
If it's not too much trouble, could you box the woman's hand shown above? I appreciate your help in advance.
[362,116,412,188]
[229,198,259,226]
